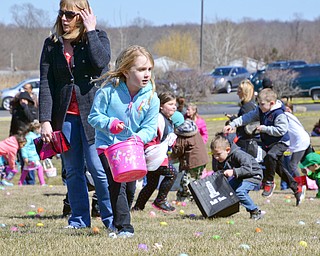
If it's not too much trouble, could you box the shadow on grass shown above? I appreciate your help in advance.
[42,192,66,197]
[9,214,65,220]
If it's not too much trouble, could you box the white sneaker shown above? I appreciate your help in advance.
[117,231,134,238]
[64,225,80,229]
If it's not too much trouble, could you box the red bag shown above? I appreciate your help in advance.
[34,131,71,160]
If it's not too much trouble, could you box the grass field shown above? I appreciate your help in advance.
[0,111,320,255]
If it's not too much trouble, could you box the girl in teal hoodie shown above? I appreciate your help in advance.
[19,120,46,186]
[88,45,160,238]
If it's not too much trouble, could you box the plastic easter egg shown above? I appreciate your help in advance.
[239,244,250,250]
[194,232,203,237]
[27,211,36,216]
[255,227,262,233]
[49,185,53,188]
[266,199,270,203]
[37,207,44,213]
[160,221,168,226]
[30,205,35,208]
[10,226,18,232]
[298,221,305,225]
[138,244,148,251]
[179,210,185,215]
[18,223,25,227]
[172,200,177,205]
[189,214,196,218]
[92,226,100,234]
[153,243,163,250]
[0,223,6,228]
[181,202,187,207]
[299,241,308,247]
[285,195,292,199]
[212,235,221,240]
[227,220,234,225]
[36,223,44,227]
[285,199,291,203]
[6,192,10,195]
[0,186,5,190]
[179,254,189,256]
[149,211,156,217]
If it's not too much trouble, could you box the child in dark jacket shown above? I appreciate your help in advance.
[224,88,304,206]
[211,133,264,220]
[171,114,209,202]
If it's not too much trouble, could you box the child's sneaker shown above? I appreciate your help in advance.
[295,185,306,206]
[250,209,264,220]
[117,231,134,238]
[1,180,13,186]
[261,181,276,197]
[152,200,176,213]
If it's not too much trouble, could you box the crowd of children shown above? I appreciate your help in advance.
[2,41,320,239]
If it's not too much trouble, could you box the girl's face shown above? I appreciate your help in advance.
[60,6,80,34]
[186,106,196,118]
[161,99,177,118]
[125,55,153,95]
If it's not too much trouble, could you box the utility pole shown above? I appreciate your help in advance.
[200,0,204,69]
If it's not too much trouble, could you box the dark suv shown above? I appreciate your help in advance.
[266,60,307,69]
[250,64,320,100]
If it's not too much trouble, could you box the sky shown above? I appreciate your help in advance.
[1,0,320,27]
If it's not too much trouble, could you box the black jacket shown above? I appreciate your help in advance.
[10,99,37,136]
[39,30,111,144]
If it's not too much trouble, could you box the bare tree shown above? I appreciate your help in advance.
[203,20,245,69]
[264,69,301,99]
[11,3,50,29]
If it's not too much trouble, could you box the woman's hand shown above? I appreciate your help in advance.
[41,121,53,143]
[79,7,96,32]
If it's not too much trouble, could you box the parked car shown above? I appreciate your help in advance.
[210,66,251,93]
[250,64,320,100]
[0,77,39,110]
[266,60,307,69]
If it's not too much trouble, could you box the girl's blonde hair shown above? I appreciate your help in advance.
[29,120,41,132]
[238,79,254,103]
[187,103,199,120]
[98,45,156,103]
[51,0,90,42]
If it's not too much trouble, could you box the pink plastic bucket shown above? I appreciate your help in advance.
[104,139,147,183]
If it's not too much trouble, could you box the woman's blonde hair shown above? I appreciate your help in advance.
[238,79,254,103]
[51,0,90,42]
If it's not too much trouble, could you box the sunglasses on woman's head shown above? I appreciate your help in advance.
[58,10,79,20]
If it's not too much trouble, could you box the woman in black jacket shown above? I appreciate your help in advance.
[39,0,112,230]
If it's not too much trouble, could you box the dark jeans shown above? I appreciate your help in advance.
[99,152,134,233]
[134,164,178,210]
[264,142,298,192]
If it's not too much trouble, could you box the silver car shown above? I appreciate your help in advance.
[210,66,251,93]
[0,77,39,110]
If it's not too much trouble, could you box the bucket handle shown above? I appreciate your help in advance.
[124,125,139,144]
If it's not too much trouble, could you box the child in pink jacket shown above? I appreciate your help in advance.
[0,133,26,186]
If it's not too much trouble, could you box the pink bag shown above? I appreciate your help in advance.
[306,176,318,190]
[33,131,70,160]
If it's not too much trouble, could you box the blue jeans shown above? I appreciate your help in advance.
[62,114,113,228]
[229,178,259,212]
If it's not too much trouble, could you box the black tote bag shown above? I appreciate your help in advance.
[188,172,240,218]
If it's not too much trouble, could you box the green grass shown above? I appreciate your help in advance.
[0,112,320,255]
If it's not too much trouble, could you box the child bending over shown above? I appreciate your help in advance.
[0,133,27,186]
[211,133,264,220]
[300,152,320,198]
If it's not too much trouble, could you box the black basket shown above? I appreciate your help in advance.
[188,172,240,218]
